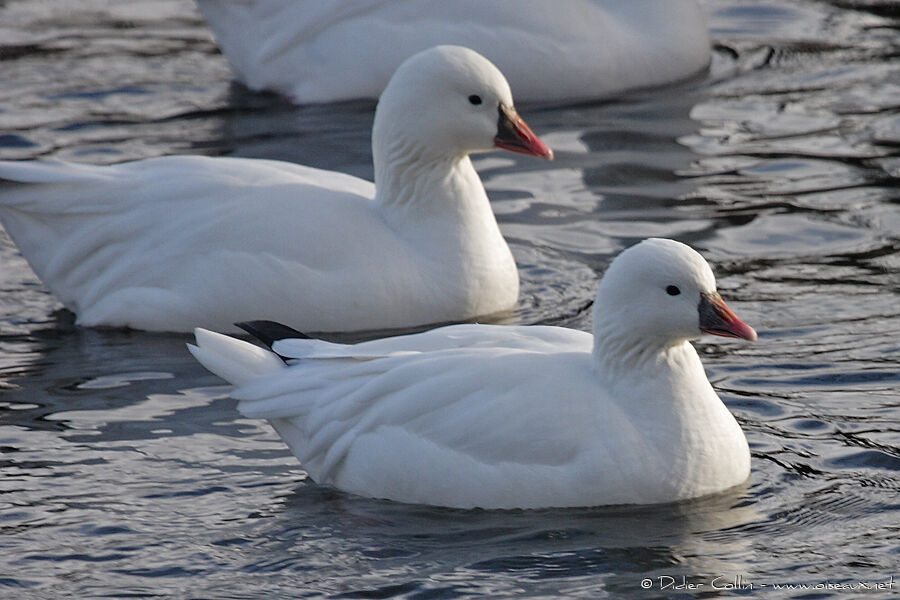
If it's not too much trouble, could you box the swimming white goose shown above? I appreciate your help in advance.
[189,238,757,509]
[0,45,551,333]
[196,0,711,105]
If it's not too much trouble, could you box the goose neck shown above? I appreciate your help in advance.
[590,320,693,380]
[374,140,474,213]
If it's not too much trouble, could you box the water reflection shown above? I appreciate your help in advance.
[225,483,760,597]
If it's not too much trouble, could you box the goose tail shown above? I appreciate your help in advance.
[188,328,286,387]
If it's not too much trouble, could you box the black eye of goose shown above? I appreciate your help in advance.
[666,285,681,296]
[468,94,482,106]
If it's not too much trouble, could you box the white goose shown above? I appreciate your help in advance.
[190,238,758,509]
[196,0,711,104]
[0,46,551,333]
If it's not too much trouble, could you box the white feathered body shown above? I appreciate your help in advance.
[0,156,517,332]
[191,323,750,509]
[196,0,711,104]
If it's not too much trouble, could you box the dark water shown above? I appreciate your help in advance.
[1,0,898,598]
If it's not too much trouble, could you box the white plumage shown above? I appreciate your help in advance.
[196,0,711,104]
[190,239,758,509]
[0,46,551,332]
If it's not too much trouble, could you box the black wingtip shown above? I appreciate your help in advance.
[235,320,308,350]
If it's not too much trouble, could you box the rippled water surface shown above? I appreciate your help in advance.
[1,1,898,598]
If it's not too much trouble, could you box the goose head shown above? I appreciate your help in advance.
[372,45,553,169]
[592,239,756,358]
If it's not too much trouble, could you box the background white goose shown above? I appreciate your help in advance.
[195,0,711,104]
[0,46,551,333]
[190,238,758,509]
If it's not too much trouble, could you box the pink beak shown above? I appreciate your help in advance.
[494,104,554,160]
[699,292,757,341]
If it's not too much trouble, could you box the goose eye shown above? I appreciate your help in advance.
[666,285,681,296]
[468,94,483,106]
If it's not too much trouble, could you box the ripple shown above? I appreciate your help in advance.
[828,450,900,472]
[76,371,174,390]
[0,133,37,148]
